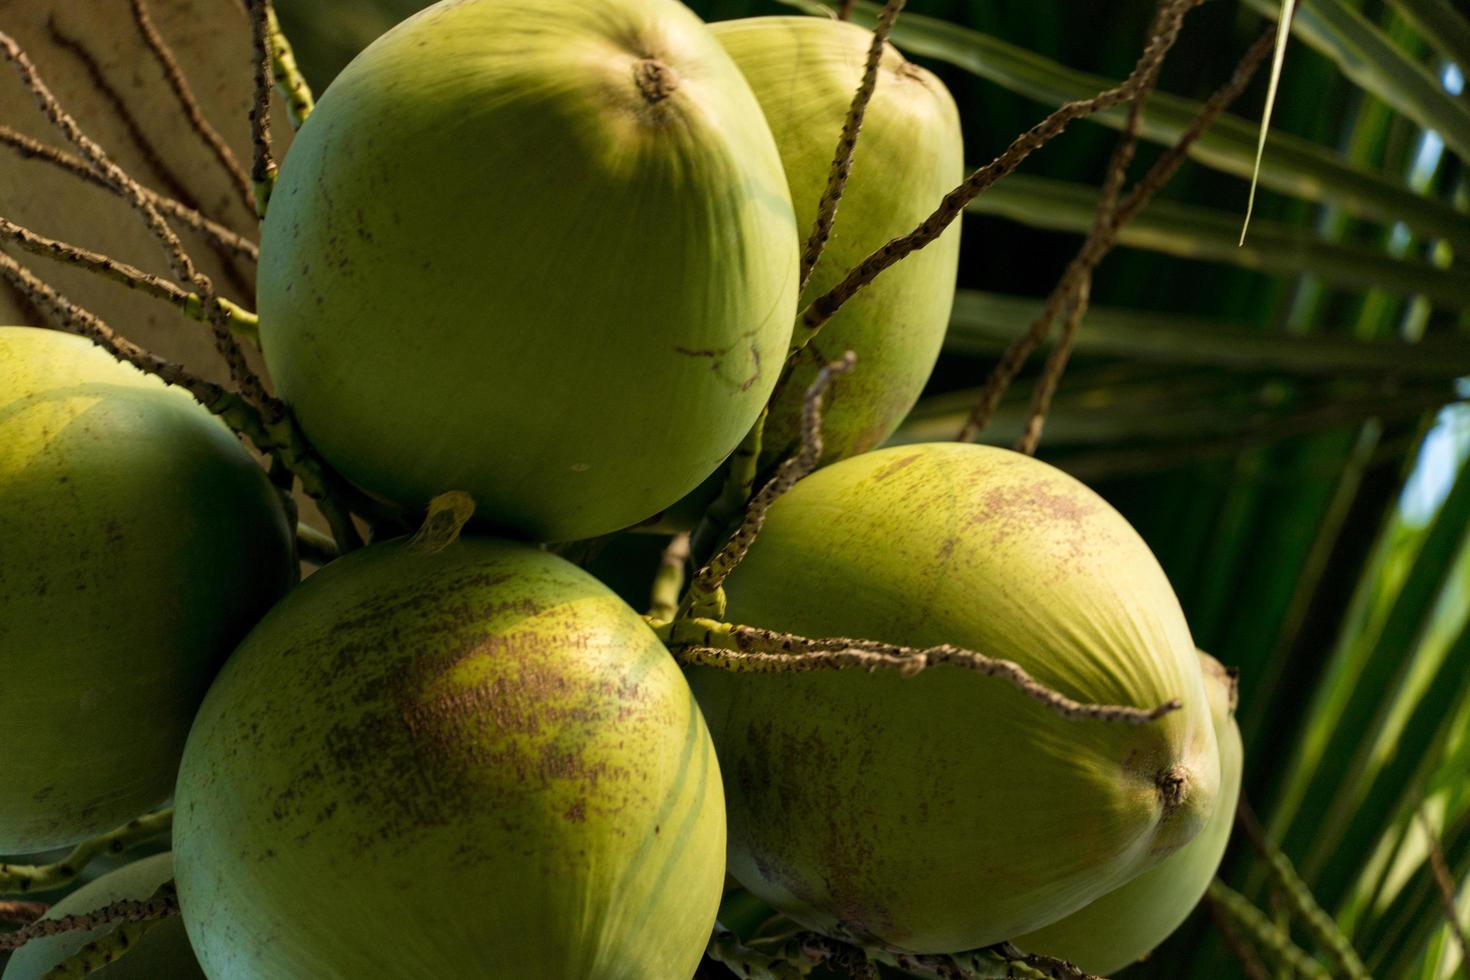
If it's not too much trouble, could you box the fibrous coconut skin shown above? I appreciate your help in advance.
[0,326,293,853]
[174,537,726,980]
[687,442,1220,953]
[258,0,799,544]
[2,853,203,980]
[710,16,963,467]
[1013,651,1244,974]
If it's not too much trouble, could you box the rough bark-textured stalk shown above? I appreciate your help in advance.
[0,31,271,413]
[0,125,259,262]
[791,0,1203,354]
[0,896,178,953]
[957,25,1276,443]
[129,0,254,212]
[0,216,257,342]
[797,0,907,294]
[682,353,856,618]
[663,617,1181,724]
[244,0,278,217]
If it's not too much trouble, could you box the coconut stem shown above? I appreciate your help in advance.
[0,901,48,926]
[1011,0,1170,457]
[790,0,1204,355]
[260,3,314,129]
[681,352,856,619]
[1206,881,1330,979]
[0,30,272,415]
[0,216,258,344]
[1236,801,1370,979]
[648,533,690,622]
[40,907,175,978]
[662,617,1182,725]
[129,0,254,214]
[689,407,766,568]
[1419,805,1470,974]
[0,251,364,552]
[0,810,172,896]
[0,253,264,435]
[958,24,1276,444]
[0,892,178,954]
[797,0,907,295]
[244,0,279,217]
[0,125,259,262]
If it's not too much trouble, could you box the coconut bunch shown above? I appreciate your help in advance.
[0,1,1243,978]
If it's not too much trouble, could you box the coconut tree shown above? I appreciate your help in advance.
[0,0,1465,977]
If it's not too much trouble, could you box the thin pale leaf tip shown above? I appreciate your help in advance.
[1241,0,1295,247]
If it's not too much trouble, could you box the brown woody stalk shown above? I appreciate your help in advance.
[245,0,278,217]
[665,617,1181,725]
[1420,807,1470,976]
[0,901,47,925]
[0,216,257,341]
[682,351,856,616]
[791,0,1203,354]
[994,943,1099,980]
[958,25,1276,443]
[0,252,267,441]
[0,125,259,262]
[0,31,271,415]
[798,0,906,292]
[1011,0,1175,455]
[0,249,363,549]
[129,0,254,213]
[0,896,177,953]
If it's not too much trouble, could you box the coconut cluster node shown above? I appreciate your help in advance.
[0,1,1242,978]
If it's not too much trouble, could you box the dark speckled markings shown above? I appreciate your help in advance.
[687,442,1221,954]
[173,536,725,980]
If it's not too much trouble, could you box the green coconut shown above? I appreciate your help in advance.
[0,326,293,853]
[174,536,726,979]
[687,442,1220,953]
[258,0,799,543]
[710,16,963,467]
[1012,651,1243,974]
[2,853,203,980]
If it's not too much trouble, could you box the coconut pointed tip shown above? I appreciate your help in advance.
[1155,766,1190,808]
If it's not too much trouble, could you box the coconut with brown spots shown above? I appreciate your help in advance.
[256,0,799,544]
[710,16,964,470]
[687,442,1221,953]
[1011,649,1244,973]
[0,326,293,854]
[173,536,725,979]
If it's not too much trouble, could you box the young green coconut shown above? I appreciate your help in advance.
[2,853,203,980]
[0,326,293,853]
[1011,651,1244,974]
[687,442,1221,953]
[709,16,963,467]
[173,536,725,979]
[258,0,799,543]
